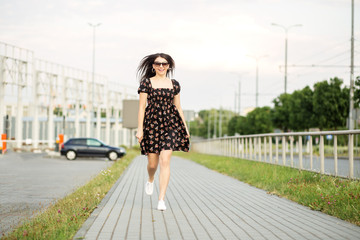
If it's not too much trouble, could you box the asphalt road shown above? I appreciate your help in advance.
[0,151,114,237]
[261,154,360,178]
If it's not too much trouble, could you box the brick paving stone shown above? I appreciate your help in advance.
[74,155,360,240]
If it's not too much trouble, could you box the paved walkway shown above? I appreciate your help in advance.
[74,155,360,240]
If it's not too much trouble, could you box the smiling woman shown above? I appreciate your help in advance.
[136,53,175,83]
[135,53,190,211]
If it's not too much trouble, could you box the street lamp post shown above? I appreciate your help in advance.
[237,81,241,114]
[271,23,302,94]
[349,0,355,130]
[88,22,101,136]
[247,55,267,108]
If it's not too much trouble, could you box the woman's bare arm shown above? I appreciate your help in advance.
[136,92,147,142]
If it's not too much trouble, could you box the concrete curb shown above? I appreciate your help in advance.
[73,158,136,240]
[45,151,61,158]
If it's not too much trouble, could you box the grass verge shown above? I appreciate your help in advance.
[2,149,138,240]
[174,151,360,226]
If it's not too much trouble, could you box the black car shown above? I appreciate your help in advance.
[60,138,126,161]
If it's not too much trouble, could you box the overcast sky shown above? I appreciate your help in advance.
[1,0,359,113]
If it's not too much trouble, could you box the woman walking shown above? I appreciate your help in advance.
[136,53,190,211]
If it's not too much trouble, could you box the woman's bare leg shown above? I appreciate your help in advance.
[147,153,159,182]
[158,150,172,200]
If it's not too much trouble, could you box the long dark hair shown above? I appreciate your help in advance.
[137,53,175,82]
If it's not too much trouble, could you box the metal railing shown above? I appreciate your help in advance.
[191,130,360,179]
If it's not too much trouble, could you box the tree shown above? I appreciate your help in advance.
[190,76,350,137]
[228,115,247,135]
[189,110,208,138]
[189,109,235,138]
[228,107,273,136]
[189,120,200,137]
[313,77,349,130]
[245,107,273,134]
[353,76,360,108]
[288,86,314,131]
[271,93,292,131]
[228,115,239,136]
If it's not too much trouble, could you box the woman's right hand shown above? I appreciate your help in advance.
[136,131,143,143]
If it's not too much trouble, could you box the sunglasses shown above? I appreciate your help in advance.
[153,62,169,67]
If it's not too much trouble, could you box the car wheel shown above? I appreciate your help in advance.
[108,151,118,161]
[66,150,77,160]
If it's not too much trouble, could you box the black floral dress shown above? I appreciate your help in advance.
[137,78,190,155]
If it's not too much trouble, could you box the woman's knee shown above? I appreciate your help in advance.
[159,156,171,168]
[148,162,158,170]
[160,158,170,167]
[147,154,159,170]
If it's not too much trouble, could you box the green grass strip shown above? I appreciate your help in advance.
[174,151,360,226]
[3,149,138,240]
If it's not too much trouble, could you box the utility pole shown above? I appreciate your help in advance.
[238,81,241,114]
[230,72,246,114]
[256,60,259,107]
[349,0,355,130]
[0,53,4,135]
[234,91,237,114]
[271,23,302,94]
[219,108,222,137]
[247,55,267,107]
[88,22,101,136]
[207,111,211,139]
[213,110,217,138]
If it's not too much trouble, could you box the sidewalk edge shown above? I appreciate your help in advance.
[72,157,137,239]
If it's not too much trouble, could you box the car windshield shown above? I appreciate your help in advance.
[95,139,107,145]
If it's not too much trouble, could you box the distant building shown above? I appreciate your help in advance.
[183,110,196,122]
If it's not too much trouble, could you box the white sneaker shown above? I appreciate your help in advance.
[145,181,154,195]
[157,200,166,211]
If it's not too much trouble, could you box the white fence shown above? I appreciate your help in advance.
[191,130,360,179]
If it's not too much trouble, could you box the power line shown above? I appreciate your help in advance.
[264,49,352,93]
[252,37,357,107]
[286,50,354,82]
[293,39,350,63]
[316,49,350,64]
[242,93,278,96]
[288,40,352,77]
[274,50,358,94]
[285,64,359,68]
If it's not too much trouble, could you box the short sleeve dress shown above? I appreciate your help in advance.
[137,78,190,155]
